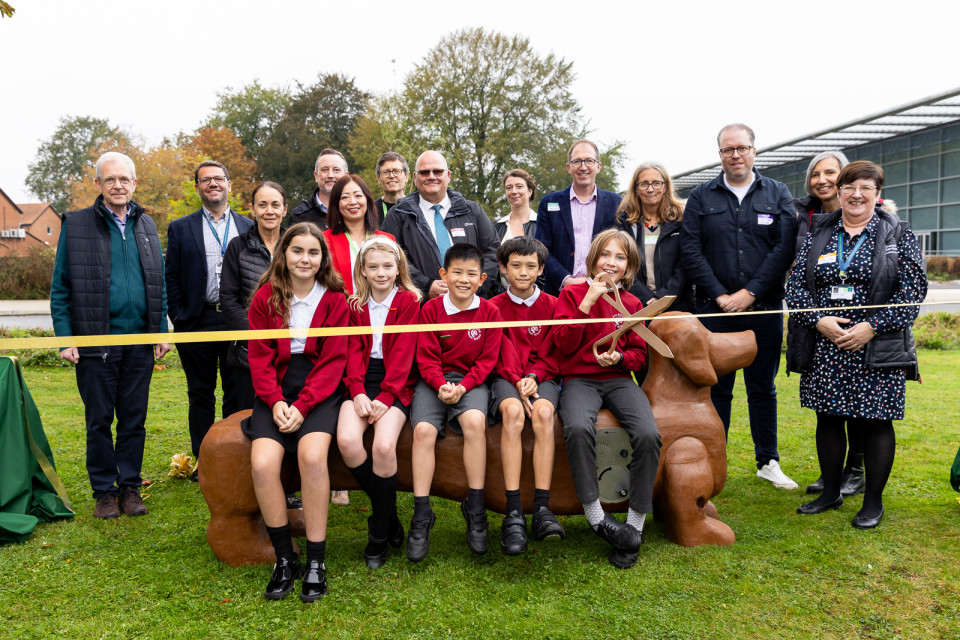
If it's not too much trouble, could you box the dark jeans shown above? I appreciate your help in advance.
[75,344,154,497]
[558,377,661,513]
[177,308,240,458]
[699,303,782,469]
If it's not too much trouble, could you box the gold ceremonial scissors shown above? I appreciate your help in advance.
[591,274,676,360]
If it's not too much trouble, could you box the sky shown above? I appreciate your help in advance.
[2,0,958,206]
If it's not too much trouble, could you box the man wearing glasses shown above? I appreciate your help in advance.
[680,123,799,490]
[373,151,410,224]
[166,161,253,477]
[381,150,499,298]
[535,139,622,295]
[288,148,349,230]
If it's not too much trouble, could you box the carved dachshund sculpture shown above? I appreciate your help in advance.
[200,312,755,565]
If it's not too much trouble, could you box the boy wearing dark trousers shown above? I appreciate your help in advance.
[490,237,565,555]
[407,244,503,562]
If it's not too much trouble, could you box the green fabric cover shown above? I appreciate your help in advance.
[951,444,960,492]
[0,357,74,543]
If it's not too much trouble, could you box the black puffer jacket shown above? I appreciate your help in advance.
[220,224,284,331]
[287,188,328,230]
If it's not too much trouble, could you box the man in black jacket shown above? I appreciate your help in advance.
[287,149,348,229]
[381,150,498,298]
[50,151,171,519]
[680,123,799,490]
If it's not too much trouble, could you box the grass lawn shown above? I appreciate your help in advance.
[1,351,959,640]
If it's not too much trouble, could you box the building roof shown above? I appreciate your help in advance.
[674,87,960,190]
[17,202,56,225]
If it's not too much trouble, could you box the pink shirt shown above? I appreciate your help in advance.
[570,186,598,278]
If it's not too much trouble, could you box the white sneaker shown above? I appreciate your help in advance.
[756,460,798,490]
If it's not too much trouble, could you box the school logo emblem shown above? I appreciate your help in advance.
[528,325,542,336]
[613,312,624,329]
[467,328,482,341]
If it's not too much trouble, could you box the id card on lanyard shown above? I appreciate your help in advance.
[206,212,232,290]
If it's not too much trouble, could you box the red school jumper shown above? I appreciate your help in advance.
[490,289,559,385]
[247,282,349,416]
[416,295,502,392]
[552,281,647,380]
[322,229,395,295]
[343,288,420,407]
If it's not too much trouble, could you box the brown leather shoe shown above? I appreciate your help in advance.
[94,494,121,519]
[119,488,148,516]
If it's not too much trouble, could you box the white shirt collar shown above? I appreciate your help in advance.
[292,281,325,306]
[369,286,399,311]
[418,193,451,217]
[202,207,231,223]
[507,285,541,307]
[495,209,538,224]
[442,291,480,315]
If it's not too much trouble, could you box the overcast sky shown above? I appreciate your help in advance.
[2,0,957,206]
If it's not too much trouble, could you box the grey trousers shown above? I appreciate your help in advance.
[558,377,661,513]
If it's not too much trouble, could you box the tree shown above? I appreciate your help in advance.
[204,80,290,165]
[347,93,418,193]
[259,73,370,204]
[25,116,127,212]
[394,28,623,214]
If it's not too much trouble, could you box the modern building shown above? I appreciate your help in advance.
[674,88,960,256]
[0,186,61,257]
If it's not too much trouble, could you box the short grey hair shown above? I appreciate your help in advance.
[803,150,850,197]
[95,152,136,180]
[376,151,409,176]
[717,123,755,147]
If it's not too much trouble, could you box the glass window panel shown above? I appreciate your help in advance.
[883,185,907,207]
[856,144,880,163]
[939,230,960,252]
[910,155,939,182]
[911,130,940,155]
[942,150,960,177]
[909,207,938,231]
[942,123,960,151]
[942,204,960,229]
[910,181,938,206]
[943,177,960,203]
[882,137,909,162]
[885,161,908,185]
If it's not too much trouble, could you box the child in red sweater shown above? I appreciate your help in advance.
[338,237,421,570]
[406,243,502,562]
[489,236,565,555]
[553,228,661,569]
[245,222,348,602]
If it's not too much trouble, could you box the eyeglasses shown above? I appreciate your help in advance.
[417,169,447,177]
[198,176,228,185]
[568,158,599,168]
[637,180,666,191]
[719,146,753,157]
[100,177,133,187]
[378,168,406,177]
[839,185,878,195]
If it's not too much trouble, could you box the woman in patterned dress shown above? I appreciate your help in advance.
[785,160,927,529]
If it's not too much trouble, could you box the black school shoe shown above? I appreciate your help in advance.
[387,512,404,548]
[461,500,490,555]
[264,556,302,601]
[406,512,436,562]
[593,513,641,552]
[531,508,565,541]
[364,516,389,570]
[300,559,328,603]
[499,511,528,556]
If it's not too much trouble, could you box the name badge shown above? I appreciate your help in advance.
[644,235,657,245]
[757,213,774,226]
[547,202,560,212]
[818,252,837,265]
[451,228,466,237]
[215,261,223,275]
[830,285,854,300]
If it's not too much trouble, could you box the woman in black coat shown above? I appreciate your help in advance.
[220,181,286,408]
[616,161,693,312]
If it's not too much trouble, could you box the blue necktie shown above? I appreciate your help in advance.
[432,204,452,258]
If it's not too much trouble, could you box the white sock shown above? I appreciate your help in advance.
[626,509,646,533]
[583,500,604,528]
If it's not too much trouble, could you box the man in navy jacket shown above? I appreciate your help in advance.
[535,139,621,295]
[165,161,253,468]
[680,123,799,490]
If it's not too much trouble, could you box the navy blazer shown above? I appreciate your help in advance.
[165,208,253,331]
[535,186,622,295]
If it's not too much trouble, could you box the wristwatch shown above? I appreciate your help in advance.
[525,373,539,384]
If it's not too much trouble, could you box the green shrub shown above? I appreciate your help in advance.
[0,246,56,299]
[913,312,960,350]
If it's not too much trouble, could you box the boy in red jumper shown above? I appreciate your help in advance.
[490,236,565,555]
[407,243,503,562]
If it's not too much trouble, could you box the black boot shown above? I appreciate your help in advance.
[840,452,865,497]
[805,475,824,494]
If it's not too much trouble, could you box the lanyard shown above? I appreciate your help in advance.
[381,201,389,219]
[345,230,370,260]
[837,229,867,281]
[205,211,232,259]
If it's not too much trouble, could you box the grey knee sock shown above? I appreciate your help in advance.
[626,509,646,533]
[583,499,604,528]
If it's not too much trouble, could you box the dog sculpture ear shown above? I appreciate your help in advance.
[672,321,718,388]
